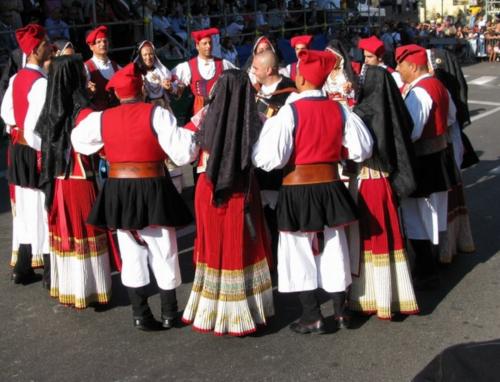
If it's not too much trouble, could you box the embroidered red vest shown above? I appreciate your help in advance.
[188,57,223,114]
[101,102,167,163]
[413,76,449,139]
[85,58,119,111]
[289,97,344,165]
[12,68,44,132]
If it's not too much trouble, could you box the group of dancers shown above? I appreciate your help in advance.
[0,23,476,335]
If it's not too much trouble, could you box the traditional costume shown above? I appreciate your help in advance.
[84,26,120,111]
[323,40,357,107]
[427,49,476,263]
[172,28,236,115]
[253,50,373,333]
[71,63,196,330]
[0,24,50,284]
[245,36,276,86]
[349,65,419,319]
[182,69,274,336]
[358,35,404,90]
[280,35,313,82]
[134,40,183,192]
[34,55,112,308]
[396,45,459,286]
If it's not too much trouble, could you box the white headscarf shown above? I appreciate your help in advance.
[134,40,172,99]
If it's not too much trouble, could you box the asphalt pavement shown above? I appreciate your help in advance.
[0,61,499,382]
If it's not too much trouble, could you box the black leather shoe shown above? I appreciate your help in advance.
[161,315,178,329]
[133,316,165,332]
[334,315,351,330]
[289,319,326,334]
[11,271,42,285]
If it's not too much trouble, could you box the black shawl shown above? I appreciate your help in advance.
[35,55,91,208]
[432,48,470,127]
[197,69,262,205]
[326,39,358,89]
[431,48,479,169]
[354,65,417,199]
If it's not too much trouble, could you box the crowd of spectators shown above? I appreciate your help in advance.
[413,12,500,62]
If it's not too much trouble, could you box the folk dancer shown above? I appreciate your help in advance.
[172,28,236,115]
[280,34,313,81]
[349,65,419,319]
[252,50,373,334]
[35,55,112,308]
[358,35,404,90]
[181,69,275,336]
[0,24,52,286]
[84,26,120,111]
[72,63,196,330]
[396,44,459,289]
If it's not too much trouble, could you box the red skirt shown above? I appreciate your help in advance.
[49,178,111,308]
[183,173,274,335]
[193,173,272,270]
[358,177,405,257]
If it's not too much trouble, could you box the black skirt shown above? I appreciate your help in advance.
[411,147,460,198]
[7,143,39,188]
[255,168,283,191]
[88,175,193,230]
[277,181,358,232]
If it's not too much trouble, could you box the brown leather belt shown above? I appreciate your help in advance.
[16,134,28,145]
[108,161,166,178]
[282,163,339,185]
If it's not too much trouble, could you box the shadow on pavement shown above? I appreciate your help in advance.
[416,155,500,316]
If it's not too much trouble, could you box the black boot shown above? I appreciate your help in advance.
[289,290,326,334]
[331,291,350,329]
[410,239,440,290]
[160,288,179,329]
[127,287,163,331]
[12,245,40,284]
[42,254,51,290]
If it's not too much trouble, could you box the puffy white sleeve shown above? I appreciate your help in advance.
[342,106,373,162]
[222,59,237,70]
[252,104,295,171]
[0,75,16,129]
[405,87,433,142]
[279,64,291,78]
[71,111,104,155]
[24,77,47,150]
[152,107,198,166]
[171,61,191,86]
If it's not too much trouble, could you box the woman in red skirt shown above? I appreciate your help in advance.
[349,65,419,319]
[35,55,111,308]
[182,69,274,336]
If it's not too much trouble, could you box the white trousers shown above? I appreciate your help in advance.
[278,227,352,293]
[14,186,49,254]
[400,191,448,244]
[117,227,181,290]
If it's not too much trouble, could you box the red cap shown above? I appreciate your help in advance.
[106,63,143,99]
[290,35,313,48]
[15,24,46,55]
[395,44,428,65]
[358,36,385,57]
[297,49,336,87]
[86,26,108,45]
[191,28,219,44]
